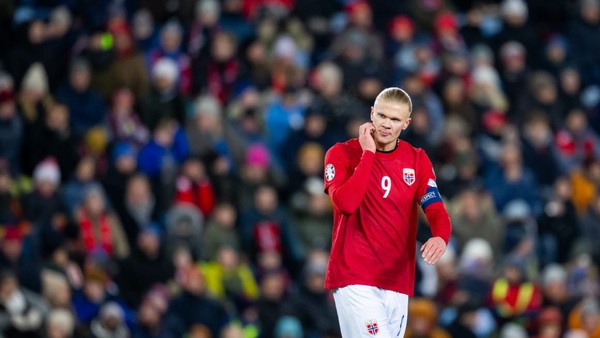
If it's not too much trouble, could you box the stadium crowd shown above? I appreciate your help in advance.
[1,0,600,337]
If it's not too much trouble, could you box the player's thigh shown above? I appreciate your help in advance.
[384,290,409,338]
[333,285,395,338]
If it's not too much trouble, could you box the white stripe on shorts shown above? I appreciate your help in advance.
[333,285,409,338]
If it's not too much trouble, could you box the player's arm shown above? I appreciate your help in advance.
[324,124,377,215]
[324,148,375,215]
[416,150,452,264]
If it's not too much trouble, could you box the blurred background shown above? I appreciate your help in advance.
[0,0,599,337]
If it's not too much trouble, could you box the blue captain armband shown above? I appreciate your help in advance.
[419,187,443,209]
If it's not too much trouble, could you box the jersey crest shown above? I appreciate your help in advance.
[325,163,335,181]
[403,168,415,186]
[365,320,379,335]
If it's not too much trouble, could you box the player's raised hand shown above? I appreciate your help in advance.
[359,122,376,153]
[420,237,446,265]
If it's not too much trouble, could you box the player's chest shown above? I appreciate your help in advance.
[362,158,419,203]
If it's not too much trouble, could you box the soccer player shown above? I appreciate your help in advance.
[323,87,452,338]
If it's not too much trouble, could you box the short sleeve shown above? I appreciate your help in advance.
[416,150,443,209]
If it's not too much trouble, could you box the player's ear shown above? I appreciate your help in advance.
[402,117,412,130]
[370,106,374,121]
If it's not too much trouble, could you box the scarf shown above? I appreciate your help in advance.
[80,213,113,254]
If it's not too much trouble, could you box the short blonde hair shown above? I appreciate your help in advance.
[374,87,413,114]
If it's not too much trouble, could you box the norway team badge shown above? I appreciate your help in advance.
[325,163,335,181]
[403,168,415,186]
[365,320,379,335]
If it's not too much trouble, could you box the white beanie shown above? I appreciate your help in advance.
[502,0,528,18]
[21,62,48,94]
[33,158,61,185]
[47,309,75,336]
[152,58,179,82]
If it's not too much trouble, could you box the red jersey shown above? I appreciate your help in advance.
[323,139,451,295]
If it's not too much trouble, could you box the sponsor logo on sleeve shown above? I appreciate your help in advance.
[325,163,335,181]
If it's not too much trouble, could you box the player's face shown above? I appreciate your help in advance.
[370,99,411,150]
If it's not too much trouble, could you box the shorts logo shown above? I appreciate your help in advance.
[325,164,335,181]
[403,168,415,186]
[366,320,379,335]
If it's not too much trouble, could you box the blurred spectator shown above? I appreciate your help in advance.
[541,35,571,78]
[137,118,189,212]
[240,184,301,270]
[117,226,173,309]
[132,285,172,338]
[0,225,42,292]
[75,185,129,260]
[568,0,600,85]
[487,255,543,327]
[493,0,541,66]
[7,19,59,90]
[17,61,53,126]
[165,265,229,338]
[540,264,579,326]
[0,89,23,173]
[469,65,508,114]
[62,157,105,218]
[200,245,259,311]
[440,77,477,134]
[405,297,452,338]
[485,142,539,214]
[0,269,49,338]
[201,202,240,261]
[264,86,305,163]
[165,204,204,261]
[448,187,504,258]
[286,251,339,338]
[567,297,600,338]
[117,174,160,247]
[187,0,221,59]
[131,9,159,54]
[45,308,76,338]
[498,322,528,338]
[195,30,241,103]
[537,177,580,265]
[148,20,192,96]
[520,112,562,190]
[257,269,292,338]
[457,239,495,306]
[570,156,600,215]
[386,15,419,85]
[174,157,216,217]
[442,299,479,338]
[107,88,149,147]
[22,103,78,180]
[100,16,149,101]
[54,58,106,139]
[498,41,529,118]
[556,108,600,173]
[282,98,338,173]
[0,161,27,224]
[289,178,332,253]
[581,194,600,266]
[559,67,584,113]
[517,71,566,128]
[140,59,187,131]
[431,12,466,55]
[534,306,563,338]
[90,301,131,338]
[21,158,64,226]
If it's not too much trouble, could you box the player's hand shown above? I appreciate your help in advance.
[359,122,376,153]
[420,237,446,265]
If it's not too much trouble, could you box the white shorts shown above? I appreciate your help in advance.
[333,285,409,338]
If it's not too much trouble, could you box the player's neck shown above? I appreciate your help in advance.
[376,139,399,153]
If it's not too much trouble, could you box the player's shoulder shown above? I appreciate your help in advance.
[326,139,362,156]
[397,139,426,155]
